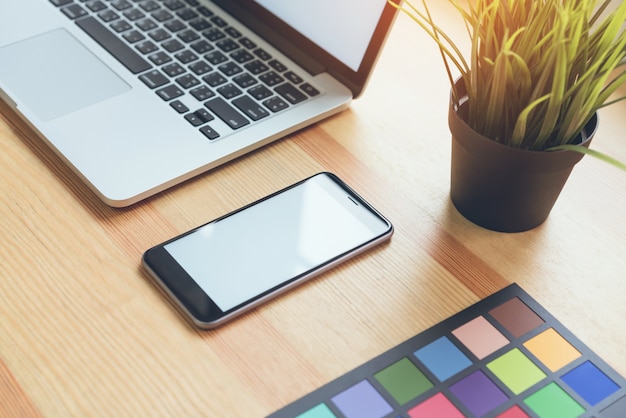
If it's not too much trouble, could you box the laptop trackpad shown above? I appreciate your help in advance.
[0,29,130,121]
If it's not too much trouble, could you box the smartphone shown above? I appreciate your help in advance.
[142,172,393,329]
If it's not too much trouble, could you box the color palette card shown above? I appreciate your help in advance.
[269,284,626,418]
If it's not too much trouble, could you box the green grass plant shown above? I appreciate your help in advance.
[390,0,626,169]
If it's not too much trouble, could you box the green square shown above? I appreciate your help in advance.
[524,382,585,418]
[487,348,546,394]
[374,358,434,405]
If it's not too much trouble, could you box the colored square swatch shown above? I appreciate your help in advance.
[524,382,584,418]
[407,393,464,418]
[449,370,508,417]
[330,380,392,418]
[496,405,529,418]
[452,316,509,359]
[487,348,547,395]
[561,361,620,406]
[524,328,581,372]
[414,336,472,382]
[374,358,433,405]
[489,297,544,338]
[296,403,336,418]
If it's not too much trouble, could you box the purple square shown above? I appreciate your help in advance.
[449,370,508,417]
[331,380,393,418]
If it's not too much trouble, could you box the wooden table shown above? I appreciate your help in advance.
[2,4,625,416]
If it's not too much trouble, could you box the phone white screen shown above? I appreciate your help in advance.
[163,175,389,311]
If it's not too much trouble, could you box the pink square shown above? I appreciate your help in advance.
[408,393,464,418]
[497,405,530,418]
[452,316,509,359]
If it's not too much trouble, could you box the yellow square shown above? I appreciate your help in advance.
[523,328,581,372]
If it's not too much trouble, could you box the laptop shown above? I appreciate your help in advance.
[0,0,398,207]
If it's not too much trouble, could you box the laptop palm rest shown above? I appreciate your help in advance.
[0,29,130,121]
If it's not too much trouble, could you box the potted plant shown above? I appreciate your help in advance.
[389,0,626,232]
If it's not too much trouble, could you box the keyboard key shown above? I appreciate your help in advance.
[184,112,204,126]
[176,8,198,21]
[239,37,256,49]
[224,27,241,38]
[170,100,189,113]
[139,1,160,12]
[123,30,145,43]
[244,60,268,75]
[139,69,168,88]
[202,72,226,87]
[189,60,211,75]
[175,74,200,89]
[300,83,320,97]
[233,73,257,88]
[136,40,158,54]
[253,48,272,61]
[76,16,152,74]
[204,98,249,129]
[111,0,132,11]
[162,39,184,52]
[136,18,158,31]
[162,62,185,77]
[205,51,227,65]
[152,10,173,22]
[202,28,225,42]
[148,28,171,42]
[190,40,213,54]
[62,4,88,19]
[195,108,214,123]
[164,0,185,10]
[200,125,220,140]
[98,10,120,22]
[86,1,107,13]
[269,59,287,72]
[110,20,132,33]
[123,8,145,21]
[263,96,288,112]
[259,71,284,87]
[248,85,272,100]
[178,29,200,43]
[190,85,215,101]
[156,84,184,100]
[217,83,242,99]
[275,83,307,104]
[164,19,186,32]
[233,96,270,121]
[231,50,254,64]
[148,51,172,65]
[50,0,73,6]
[216,38,239,53]
[189,18,211,31]
[217,62,242,77]
[284,71,303,84]
[174,50,198,64]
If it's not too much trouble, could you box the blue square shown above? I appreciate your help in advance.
[562,361,620,406]
[331,380,393,418]
[414,336,473,381]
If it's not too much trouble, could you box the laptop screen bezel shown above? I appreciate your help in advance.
[212,0,400,98]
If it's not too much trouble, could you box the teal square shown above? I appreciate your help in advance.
[296,403,336,418]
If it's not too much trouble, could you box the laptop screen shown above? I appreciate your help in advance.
[216,0,398,97]
[254,0,387,72]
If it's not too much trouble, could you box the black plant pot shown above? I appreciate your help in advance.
[448,90,598,233]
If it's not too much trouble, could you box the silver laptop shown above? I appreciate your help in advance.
[0,0,398,207]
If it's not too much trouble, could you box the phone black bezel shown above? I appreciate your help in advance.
[142,172,393,328]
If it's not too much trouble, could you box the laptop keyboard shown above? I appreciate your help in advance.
[50,0,321,140]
